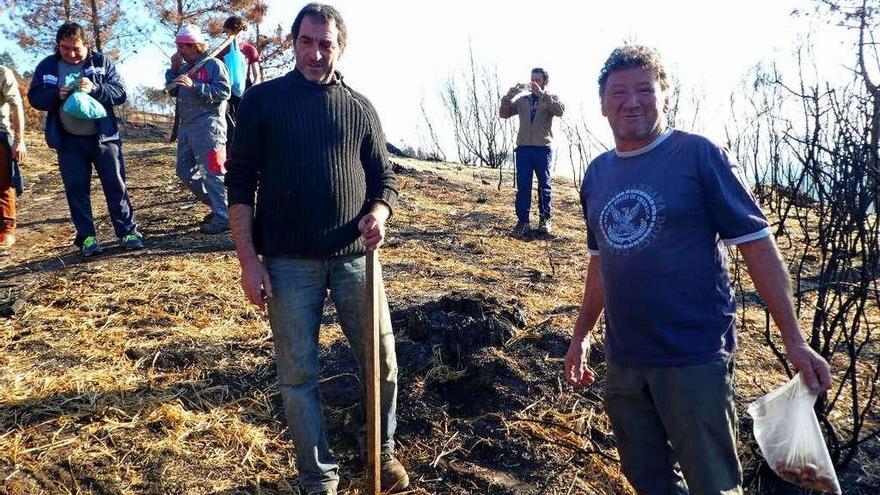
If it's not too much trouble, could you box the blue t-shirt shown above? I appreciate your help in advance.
[581,129,771,367]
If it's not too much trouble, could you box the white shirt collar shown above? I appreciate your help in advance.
[615,128,675,158]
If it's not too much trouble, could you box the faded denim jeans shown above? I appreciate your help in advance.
[265,255,399,493]
[514,145,553,223]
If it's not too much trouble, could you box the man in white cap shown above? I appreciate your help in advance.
[166,24,232,234]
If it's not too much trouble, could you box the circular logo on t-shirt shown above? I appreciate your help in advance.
[599,187,665,253]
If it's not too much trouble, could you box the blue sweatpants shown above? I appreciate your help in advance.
[58,134,138,247]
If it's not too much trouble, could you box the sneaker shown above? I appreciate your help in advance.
[199,221,230,235]
[0,232,15,255]
[380,453,410,493]
[121,233,144,250]
[511,221,530,238]
[81,236,104,257]
[538,217,552,235]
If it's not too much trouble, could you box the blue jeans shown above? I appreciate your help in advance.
[514,146,552,223]
[58,134,138,247]
[265,255,399,493]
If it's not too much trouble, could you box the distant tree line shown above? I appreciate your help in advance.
[0,0,294,108]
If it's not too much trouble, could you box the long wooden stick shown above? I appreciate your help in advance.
[365,249,382,495]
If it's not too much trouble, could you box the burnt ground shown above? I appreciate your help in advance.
[0,124,877,494]
[315,291,617,494]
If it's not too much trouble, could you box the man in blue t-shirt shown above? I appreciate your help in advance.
[563,45,832,495]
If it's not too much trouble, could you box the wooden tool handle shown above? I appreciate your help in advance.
[365,249,382,494]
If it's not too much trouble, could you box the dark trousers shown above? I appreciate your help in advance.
[605,359,742,495]
[514,146,552,223]
[225,94,240,158]
[58,134,138,246]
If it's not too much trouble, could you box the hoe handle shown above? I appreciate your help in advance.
[365,249,381,494]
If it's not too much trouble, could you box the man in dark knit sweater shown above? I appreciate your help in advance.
[225,4,408,495]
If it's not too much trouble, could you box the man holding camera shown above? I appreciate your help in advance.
[499,67,564,237]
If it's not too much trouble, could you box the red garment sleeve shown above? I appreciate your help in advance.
[240,41,261,64]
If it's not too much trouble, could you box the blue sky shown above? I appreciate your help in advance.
[1,0,855,167]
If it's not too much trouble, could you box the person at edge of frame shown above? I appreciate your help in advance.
[564,44,832,495]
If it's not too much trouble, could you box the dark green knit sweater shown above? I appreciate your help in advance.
[226,69,398,257]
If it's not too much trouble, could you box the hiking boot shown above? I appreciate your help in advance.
[121,233,144,250]
[380,452,410,493]
[81,236,104,257]
[199,221,229,235]
[0,232,15,256]
[538,217,552,235]
[511,221,530,238]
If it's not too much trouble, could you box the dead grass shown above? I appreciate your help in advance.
[0,129,877,494]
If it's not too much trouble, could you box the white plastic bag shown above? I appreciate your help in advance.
[747,373,841,494]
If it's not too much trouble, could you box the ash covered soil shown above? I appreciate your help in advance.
[1,126,877,495]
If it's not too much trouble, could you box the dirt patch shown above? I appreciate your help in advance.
[395,291,525,361]
[378,291,614,493]
[124,340,230,371]
[0,283,24,318]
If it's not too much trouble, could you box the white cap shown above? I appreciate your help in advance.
[175,24,205,44]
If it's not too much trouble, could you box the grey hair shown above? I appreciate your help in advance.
[597,45,669,96]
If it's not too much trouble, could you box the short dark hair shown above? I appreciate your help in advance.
[291,3,347,52]
[598,45,669,97]
[56,22,87,46]
[531,67,549,80]
[224,16,247,33]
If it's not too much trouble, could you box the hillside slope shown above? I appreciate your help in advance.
[1,127,876,494]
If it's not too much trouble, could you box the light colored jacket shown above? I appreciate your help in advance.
[0,66,23,136]
[499,92,564,147]
[165,57,231,145]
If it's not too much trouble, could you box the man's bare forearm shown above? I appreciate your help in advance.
[574,255,605,340]
[738,236,805,346]
[11,101,24,142]
[229,204,258,264]
[251,62,263,85]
